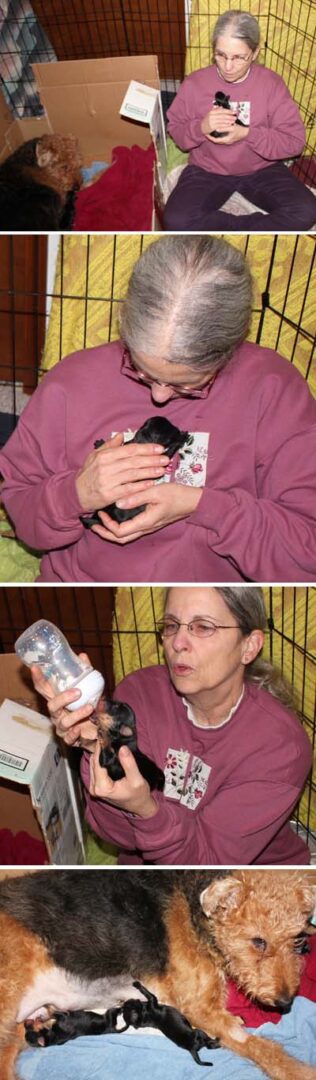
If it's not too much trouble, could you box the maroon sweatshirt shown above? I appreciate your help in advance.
[0,340,315,582]
[167,62,306,175]
[81,667,312,866]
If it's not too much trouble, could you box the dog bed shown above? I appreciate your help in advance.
[16,997,316,1080]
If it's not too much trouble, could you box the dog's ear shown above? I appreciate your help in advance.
[299,881,316,921]
[36,142,54,169]
[200,876,245,917]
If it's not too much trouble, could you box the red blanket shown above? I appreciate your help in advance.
[73,144,155,231]
[226,934,316,1026]
[0,828,48,864]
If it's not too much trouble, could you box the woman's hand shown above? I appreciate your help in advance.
[30,653,99,747]
[89,743,159,818]
[75,432,169,512]
[90,483,203,544]
[208,124,249,145]
[201,105,237,136]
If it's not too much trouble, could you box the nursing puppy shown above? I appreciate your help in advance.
[0,869,315,1080]
[82,416,190,527]
[97,698,165,790]
[25,980,219,1065]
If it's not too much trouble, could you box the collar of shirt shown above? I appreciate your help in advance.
[182,687,245,730]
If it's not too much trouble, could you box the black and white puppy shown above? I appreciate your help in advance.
[82,416,190,526]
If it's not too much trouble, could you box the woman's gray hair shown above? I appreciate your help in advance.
[213,10,260,52]
[120,236,253,373]
[218,587,298,713]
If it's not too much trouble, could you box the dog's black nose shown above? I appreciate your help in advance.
[274,997,293,1013]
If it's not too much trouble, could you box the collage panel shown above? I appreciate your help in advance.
[0,584,314,868]
[0,1,314,233]
[0,866,316,1080]
[0,231,315,584]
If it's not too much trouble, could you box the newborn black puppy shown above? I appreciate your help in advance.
[25,981,219,1065]
[210,91,245,137]
[98,699,165,791]
[82,416,190,527]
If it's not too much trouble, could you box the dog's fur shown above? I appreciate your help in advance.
[0,869,315,1080]
[82,416,190,527]
[0,135,82,231]
[25,980,219,1065]
[97,699,165,790]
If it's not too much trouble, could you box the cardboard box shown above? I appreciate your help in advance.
[0,654,84,865]
[120,78,167,184]
[0,56,164,221]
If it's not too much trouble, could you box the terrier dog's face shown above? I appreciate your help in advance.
[200,870,316,1010]
[35,134,83,193]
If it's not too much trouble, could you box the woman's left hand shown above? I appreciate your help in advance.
[89,743,159,818]
[90,483,203,544]
[208,124,249,145]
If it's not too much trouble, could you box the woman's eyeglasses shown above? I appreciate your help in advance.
[121,349,214,398]
[214,50,253,64]
[156,618,238,640]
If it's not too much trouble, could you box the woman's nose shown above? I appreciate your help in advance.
[172,626,191,651]
[150,382,175,404]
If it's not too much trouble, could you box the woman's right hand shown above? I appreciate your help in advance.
[75,431,169,513]
[201,106,236,137]
[30,653,99,748]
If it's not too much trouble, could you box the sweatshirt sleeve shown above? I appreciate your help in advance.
[166,76,208,150]
[246,74,305,161]
[0,377,85,551]
[189,367,316,582]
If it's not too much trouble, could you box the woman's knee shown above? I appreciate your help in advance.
[163,193,193,231]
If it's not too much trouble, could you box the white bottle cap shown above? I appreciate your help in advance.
[67,669,105,711]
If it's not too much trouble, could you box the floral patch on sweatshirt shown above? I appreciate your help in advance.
[164,748,211,809]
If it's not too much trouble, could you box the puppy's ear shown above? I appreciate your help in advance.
[200,876,245,917]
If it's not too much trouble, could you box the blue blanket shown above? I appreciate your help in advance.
[17,997,316,1080]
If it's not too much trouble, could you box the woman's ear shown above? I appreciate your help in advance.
[251,46,260,63]
[241,629,264,666]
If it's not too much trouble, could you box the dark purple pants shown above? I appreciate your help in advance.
[163,162,316,232]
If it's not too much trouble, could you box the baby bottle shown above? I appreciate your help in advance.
[15,619,105,710]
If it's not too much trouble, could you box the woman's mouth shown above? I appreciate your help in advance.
[171,664,194,676]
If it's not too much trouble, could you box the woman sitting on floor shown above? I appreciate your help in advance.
[164,9,316,232]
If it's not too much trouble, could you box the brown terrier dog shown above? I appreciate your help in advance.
[0,869,315,1080]
[0,134,83,230]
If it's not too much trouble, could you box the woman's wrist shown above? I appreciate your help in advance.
[134,794,159,819]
